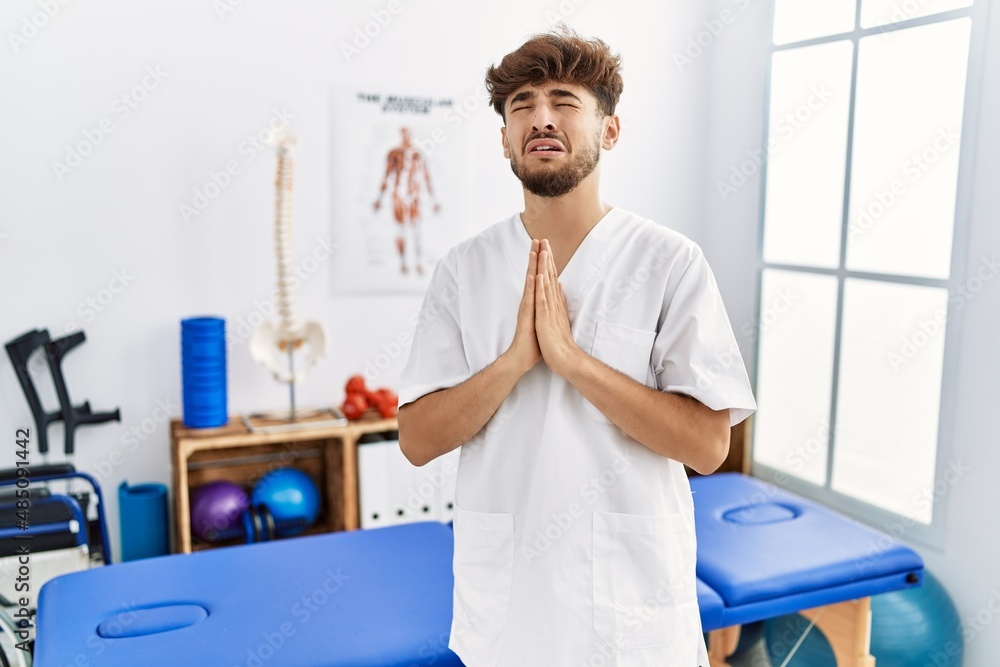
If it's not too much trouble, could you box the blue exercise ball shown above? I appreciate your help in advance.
[763,569,962,667]
[733,621,765,657]
[870,570,963,666]
[763,613,836,666]
[251,468,320,537]
[703,621,765,662]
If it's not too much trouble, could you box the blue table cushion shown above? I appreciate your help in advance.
[35,522,463,667]
[97,603,209,638]
[696,578,725,630]
[36,475,927,660]
[690,473,924,608]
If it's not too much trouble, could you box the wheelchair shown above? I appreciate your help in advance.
[0,464,112,667]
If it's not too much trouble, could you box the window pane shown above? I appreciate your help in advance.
[753,269,839,485]
[832,279,947,524]
[763,41,854,268]
[860,0,972,28]
[846,19,971,279]
[773,0,857,45]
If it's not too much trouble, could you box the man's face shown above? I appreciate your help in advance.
[501,81,613,199]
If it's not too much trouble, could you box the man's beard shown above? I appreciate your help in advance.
[510,133,601,198]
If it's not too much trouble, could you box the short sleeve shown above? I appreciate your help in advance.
[651,246,757,427]
[397,256,472,410]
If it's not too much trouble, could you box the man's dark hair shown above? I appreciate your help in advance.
[485,25,624,124]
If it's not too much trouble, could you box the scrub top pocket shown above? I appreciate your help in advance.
[585,320,657,423]
[452,506,516,642]
[591,510,692,650]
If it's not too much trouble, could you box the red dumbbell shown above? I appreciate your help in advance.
[341,392,368,420]
[370,388,398,418]
[340,375,398,420]
[345,375,367,395]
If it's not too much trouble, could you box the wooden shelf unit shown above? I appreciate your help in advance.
[170,410,398,554]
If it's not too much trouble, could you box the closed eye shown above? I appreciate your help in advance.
[512,104,577,111]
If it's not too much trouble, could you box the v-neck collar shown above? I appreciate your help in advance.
[502,206,630,314]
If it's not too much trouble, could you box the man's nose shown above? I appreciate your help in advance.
[530,106,557,132]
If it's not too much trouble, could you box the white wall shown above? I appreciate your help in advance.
[699,0,769,379]
[704,0,1000,664]
[0,0,712,557]
[7,2,995,661]
[919,0,1000,661]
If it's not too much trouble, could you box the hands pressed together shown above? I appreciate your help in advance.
[507,238,582,377]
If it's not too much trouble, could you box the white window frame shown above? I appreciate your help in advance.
[750,0,992,550]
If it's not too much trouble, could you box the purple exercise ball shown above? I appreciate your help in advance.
[190,480,249,542]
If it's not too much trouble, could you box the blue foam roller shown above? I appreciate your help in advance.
[180,316,228,428]
[181,317,224,332]
[118,482,170,561]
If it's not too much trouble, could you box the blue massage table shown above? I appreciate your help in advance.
[692,473,923,666]
[35,522,463,667]
[34,473,923,667]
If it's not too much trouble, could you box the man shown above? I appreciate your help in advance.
[397,27,756,666]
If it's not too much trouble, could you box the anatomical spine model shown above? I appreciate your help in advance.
[249,127,326,416]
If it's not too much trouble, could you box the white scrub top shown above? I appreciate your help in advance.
[398,207,757,667]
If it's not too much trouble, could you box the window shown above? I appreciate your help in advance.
[751,0,986,547]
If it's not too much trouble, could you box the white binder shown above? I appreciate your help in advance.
[358,430,461,528]
[385,434,414,525]
[406,454,440,522]
[437,448,460,523]
[357,435,391,529]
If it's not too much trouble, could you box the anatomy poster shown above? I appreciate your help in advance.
[329,85,471,295]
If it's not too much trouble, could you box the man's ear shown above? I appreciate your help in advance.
[501,126,510,159]
[602,114,621,150]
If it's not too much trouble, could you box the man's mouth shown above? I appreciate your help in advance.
[525,139,566,156]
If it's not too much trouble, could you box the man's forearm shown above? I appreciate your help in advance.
[560,348,730,474]
[398,352,526,466]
